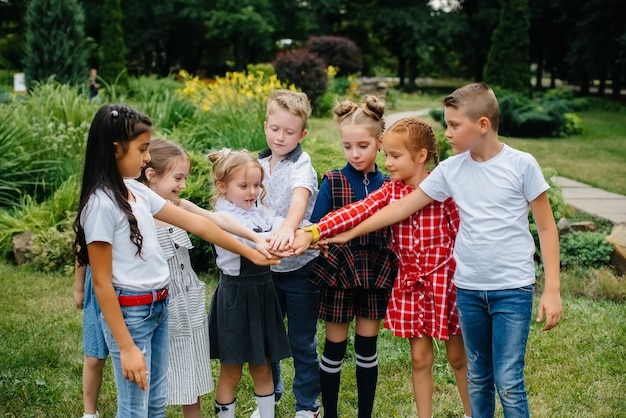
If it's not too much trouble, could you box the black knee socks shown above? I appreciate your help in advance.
[320,338,348,418]
[355,334,378,418]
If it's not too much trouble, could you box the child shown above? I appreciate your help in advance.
[255,89,321,417]
[206,149,292,418]
[73,104,279,418]
[137,138,275,418]
[299,82,563,417]
[308,96,397,418]
[294,118,472,418]
[74,263,107,418]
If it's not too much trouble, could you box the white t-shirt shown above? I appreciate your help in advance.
[258,144,319,272]
[420,144,549,291]
[81,179,169,291]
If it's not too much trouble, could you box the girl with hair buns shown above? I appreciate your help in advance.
[307,95,398,418]
[206,149,292,418]
[294,118,472,418]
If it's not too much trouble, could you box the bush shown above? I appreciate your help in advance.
[305,36,363,76]
[560,232,614,268]
[273,49,328,111]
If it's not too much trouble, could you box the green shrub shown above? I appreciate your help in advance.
[273,49,328,111]
[30,222,75,273]
[560,232,614,268]
[246,63,275,77]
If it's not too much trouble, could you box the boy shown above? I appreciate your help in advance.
[253,89,321,418]
[295,82,563,418]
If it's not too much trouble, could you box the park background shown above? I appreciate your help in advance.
[0,0,625,417]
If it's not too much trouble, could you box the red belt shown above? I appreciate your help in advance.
[118,288,169,306]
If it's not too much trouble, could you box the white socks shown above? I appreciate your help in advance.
[255,393,275,418]
[215,400,235,418]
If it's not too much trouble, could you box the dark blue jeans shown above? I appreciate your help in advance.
[456,286,534,418]
[271,259,321,412]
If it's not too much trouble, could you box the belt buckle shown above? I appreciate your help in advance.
[157,288,168,301]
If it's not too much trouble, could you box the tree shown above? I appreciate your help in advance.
[483,0,531,93]
[22,0,88,86]
[99,0,127,85]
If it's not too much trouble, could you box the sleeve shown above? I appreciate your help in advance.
[290,152,318,194]
[317,184,391,238]
[126,179,166,215]
[419,163,451,202]
[82,193,117,245]
[521,153,550,202]
[444,198,460,241]
[309,175,332,223]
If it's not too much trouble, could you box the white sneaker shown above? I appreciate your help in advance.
[82,412,99,418]
[250,409,261,418]
[294,407,321,418]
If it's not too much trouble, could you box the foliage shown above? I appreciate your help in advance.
[314,66,360,118]
[483,0,531,93]
[99,0,128,86]
[176,70,293,152]
[22,0,88,87]
[560,232,614,268]
[273,49,328,111]
[305,36,363,76]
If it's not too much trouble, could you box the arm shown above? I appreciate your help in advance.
[530,192,562,331]
[155,203,280,266]
[294,186,433,254]
[178,198,273,258]
[269,186,311,250]
[74,260,86,309]
[88,242,149,390]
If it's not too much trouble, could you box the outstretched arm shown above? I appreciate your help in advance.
[156,204,280,266]
[530,192,562,331]
[178,199,273,258]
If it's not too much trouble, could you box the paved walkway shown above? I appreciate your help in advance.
[552,176,626,224]
[385,110,626,224]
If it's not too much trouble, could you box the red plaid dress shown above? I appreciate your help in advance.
[317,179,461,340]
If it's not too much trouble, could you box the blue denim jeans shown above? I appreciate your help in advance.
[456,286,534,418]
[101,288,170,418]
[271,260,321,412]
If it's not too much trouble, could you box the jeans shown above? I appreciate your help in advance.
[271,260,321,412]
[101,288,170,418]
[456,286,534,418]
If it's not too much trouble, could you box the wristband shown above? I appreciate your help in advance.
[302,224,321,243]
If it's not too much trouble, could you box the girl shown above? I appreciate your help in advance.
[73,104,278,418]
[294,118,472,418]
[137,138,275,418]
[207,149,291,418]
[307,96,397,418]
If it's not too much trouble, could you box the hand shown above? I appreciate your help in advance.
[253,236,273,259]
[292,229,313,255]
[268,224,295,251]
[310,242,329,257]
[323,230,351,245]
[120,345,149,391]
[250,249,281,266]
[74,289,85,309]
[536,290,563,331]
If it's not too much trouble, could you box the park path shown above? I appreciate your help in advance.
[385,109,626,224]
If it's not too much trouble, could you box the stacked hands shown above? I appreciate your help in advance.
[257,224,335,259]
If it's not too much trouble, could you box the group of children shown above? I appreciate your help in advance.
[73,82,562,418]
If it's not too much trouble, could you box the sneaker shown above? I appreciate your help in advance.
[82,412,99,418]
[294,407,321,418]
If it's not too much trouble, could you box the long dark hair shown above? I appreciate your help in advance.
[73,104,153,266]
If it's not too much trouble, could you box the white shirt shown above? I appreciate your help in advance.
[420,144,549,291]
[214,198,284,276]
[258,144,319,272]
[81,179,169,291]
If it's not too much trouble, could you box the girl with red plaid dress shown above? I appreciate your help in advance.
[308,96,397,418]
[295,118,472,418]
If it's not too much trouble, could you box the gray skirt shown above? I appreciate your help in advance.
[208,264,291,365]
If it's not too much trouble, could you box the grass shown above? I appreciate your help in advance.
[0,264,625,417]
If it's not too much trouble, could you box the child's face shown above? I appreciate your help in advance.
[264,108,307,160]
[382,133,425,186]
[444,106,482,154]
[115,132,152,179]
[217,166,263,211]
[340,125,380,173]
[147,157,190,202]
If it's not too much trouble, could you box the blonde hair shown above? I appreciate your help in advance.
[382,118,439,165]
[443,82,500,132]
[137,138,190,185]
[265,89,311,130]
[207,149,267,208]
[334,95,386,139]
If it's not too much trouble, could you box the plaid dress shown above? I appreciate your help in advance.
[317,178,462,340]
[310,169,397,290]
